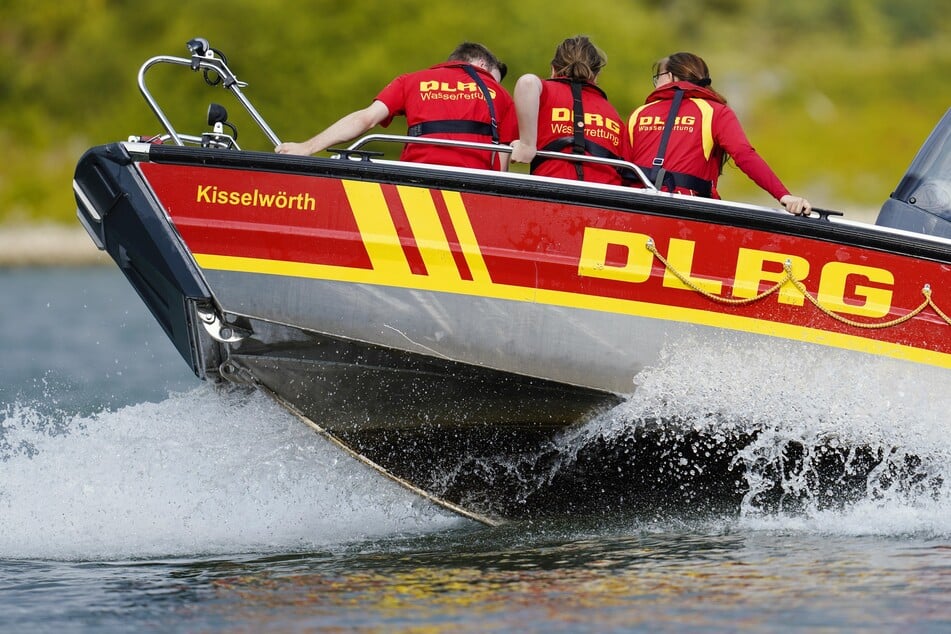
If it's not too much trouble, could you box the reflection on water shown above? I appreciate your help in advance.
[5,526,951,631]
[170,529,951,631]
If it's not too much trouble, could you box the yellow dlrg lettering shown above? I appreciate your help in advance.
[733,248,809,305]
[418,80,480,93]
[585,113,604,127]
[817,262,894,317]
[661,238,723,294]
[639,115,695,127]
[578,227,653,283]
[552,110,621,133]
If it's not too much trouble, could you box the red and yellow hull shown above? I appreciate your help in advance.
[74,143,951,519]
[137,156,951,377]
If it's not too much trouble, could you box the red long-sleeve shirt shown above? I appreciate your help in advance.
[628,82,789,200]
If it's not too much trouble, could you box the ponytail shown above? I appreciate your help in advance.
[551,35,606,84]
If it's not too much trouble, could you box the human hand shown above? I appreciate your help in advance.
[780,194,812,216]
[275,142,311,156]
[509,139,537,164]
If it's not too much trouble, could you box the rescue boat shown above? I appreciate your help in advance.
[74,40,951,523]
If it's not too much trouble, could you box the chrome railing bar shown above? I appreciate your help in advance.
[345,134,656,190]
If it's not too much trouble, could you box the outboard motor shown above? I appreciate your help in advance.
[876,108,951,239]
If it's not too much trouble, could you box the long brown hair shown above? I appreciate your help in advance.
[551,35,606,83]
[656,52,727,103]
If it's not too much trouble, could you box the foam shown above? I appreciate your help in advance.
[0,385,461,561]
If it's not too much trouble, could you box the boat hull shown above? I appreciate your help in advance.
[74,142,951,519]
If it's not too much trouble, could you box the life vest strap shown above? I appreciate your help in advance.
[637,164,713,197]
[461,65,500,145]
[569,81,586,180]
[651,88,684,190]
[530,137,621,173]
[407,120,496,138]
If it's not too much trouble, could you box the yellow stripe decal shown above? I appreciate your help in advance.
[395,185,460,281]
[440,190,492,285]
[341,179,412,277]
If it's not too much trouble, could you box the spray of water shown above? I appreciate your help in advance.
[0,385,461,561]
[3,328,948,558]
[556,331,951,532]
[437,330,951,531]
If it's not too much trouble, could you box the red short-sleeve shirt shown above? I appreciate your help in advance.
[375,62,517,170]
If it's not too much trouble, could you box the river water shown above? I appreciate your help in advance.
[1,265,950,632]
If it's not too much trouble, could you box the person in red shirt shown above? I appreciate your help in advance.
[510,35,632,185]
[628,52,811,215]
[276,42,517,171]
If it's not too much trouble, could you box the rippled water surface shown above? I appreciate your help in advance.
[2,266,950,632]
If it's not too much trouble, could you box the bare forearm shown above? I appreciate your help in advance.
[511,75,542,163]
[276,101,389,155]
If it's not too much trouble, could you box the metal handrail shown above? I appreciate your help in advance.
[136,40,655,189]
[346,134,657,190]
[137,44,281,148]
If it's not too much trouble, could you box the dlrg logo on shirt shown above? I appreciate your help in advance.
[552,108,622,133]
[638,115,697,127]
[418,81,497,99]
[637,114,697,133]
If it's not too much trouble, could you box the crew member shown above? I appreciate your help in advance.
[628,51,811,215]
[510,36,632,184]
[277,42,517,171]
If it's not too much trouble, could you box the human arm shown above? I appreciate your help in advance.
[714,107,810,214]
[510,74,543,164]
[275,100,390,155]
[494,85,519,172]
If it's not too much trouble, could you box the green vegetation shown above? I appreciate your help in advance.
[2,0,949,224]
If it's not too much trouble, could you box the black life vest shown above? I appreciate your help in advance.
[636,87,713,197]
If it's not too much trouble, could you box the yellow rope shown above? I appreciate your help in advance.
[645,238,951,329]
[925,285,951,325]
[646,239,789,305]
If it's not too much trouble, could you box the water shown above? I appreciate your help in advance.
[2,266,951,632]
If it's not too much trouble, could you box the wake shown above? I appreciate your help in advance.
[3,331,949,562]
[417,333,951,532]
[546,334,951,531]
[0,385,461,561]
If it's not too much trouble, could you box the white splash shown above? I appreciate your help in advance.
[0,385,461,561]
[561,330,951,535]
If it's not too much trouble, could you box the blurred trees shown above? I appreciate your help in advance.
[1,0,949,223]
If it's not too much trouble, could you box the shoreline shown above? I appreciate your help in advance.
[0,224,110,267]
